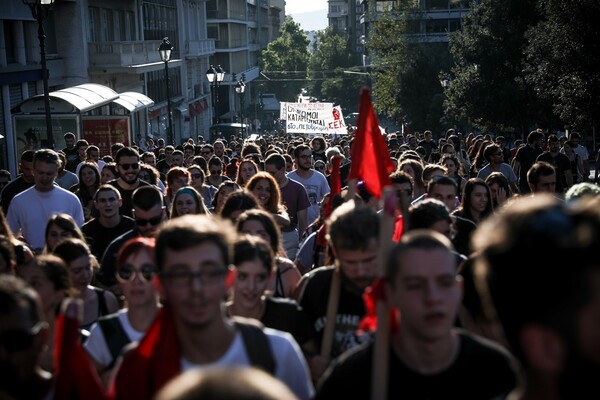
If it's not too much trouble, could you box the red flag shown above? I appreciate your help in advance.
[109,306,181,400]
[54,301,107,400]
[348,88,394,199]
[316,156,341,252]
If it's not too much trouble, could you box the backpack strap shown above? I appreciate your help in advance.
[98,314,131,370]
[233,317,276,375]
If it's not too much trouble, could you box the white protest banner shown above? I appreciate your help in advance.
[281,102,347,135]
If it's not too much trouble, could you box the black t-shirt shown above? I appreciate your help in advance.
[107,179,150,218]
[62,147,80,173]
[81,216,136,260]
[0,176,34,214]
[316,329,518,400]
[299,266,370,358]
[261,296,313,346]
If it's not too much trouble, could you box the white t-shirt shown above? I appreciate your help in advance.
[181,327,314,400]
[85,309,145,367]
[287,170,330,224]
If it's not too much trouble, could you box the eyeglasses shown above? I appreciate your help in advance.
[119,163,139,170]
[116,263,156,283]
[135,215,162,226]
[161,268,228,287]
[0,321,47,353]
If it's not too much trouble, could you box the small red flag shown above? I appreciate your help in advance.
[109,306,181,400]
[54,301,107,400]
[316,156,342,249]
[348,88,394,199]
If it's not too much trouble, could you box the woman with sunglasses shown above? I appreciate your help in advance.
[84,237,159,385]
[53,238,119,332]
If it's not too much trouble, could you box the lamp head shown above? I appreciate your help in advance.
[159,37,173,62]
[206,65,216,83]
[215,65,226,82]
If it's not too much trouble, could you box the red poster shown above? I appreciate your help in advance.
[82,117,131,157]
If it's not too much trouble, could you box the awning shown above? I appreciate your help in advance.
[13,83,119,114]
[113,92,154,112]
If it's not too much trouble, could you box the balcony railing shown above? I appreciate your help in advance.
[88,40,163,67]
[186,39,216,58]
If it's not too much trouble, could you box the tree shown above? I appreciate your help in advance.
[307,27,367,112]
[446,0,545,136]
[367,2,449,133]
[260,16,310,102]
[523,0,600,129]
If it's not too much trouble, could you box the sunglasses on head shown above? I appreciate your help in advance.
[0,321,47,353]
[116,263,156,282]
[120,163,139,170]
[135,215,162,226]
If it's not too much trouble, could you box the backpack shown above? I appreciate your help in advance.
[232,317,276,375]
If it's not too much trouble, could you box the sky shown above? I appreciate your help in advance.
[285,0,328,31]
[285,0,327,15]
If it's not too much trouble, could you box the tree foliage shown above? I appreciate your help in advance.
[260,16,310,102]
[307,27,367,112]
[367,2,450,133]
[446,0,542,135]
[523,0,600,129]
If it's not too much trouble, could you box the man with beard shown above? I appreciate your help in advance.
[287,144,330,226]
[295,200,378,384]
[108,146,150,218]
[473,194,600,399]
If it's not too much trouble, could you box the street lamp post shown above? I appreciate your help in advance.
[206,64,226,125]
[23,0,55,149]
[159,37,174,145]
[234,74,246,136]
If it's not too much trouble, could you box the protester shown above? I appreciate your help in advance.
[296,200,379,383]
[110,214,314,400]
[0,275,53,399]
[85,237,160,385]
[316,230,517,399]
[473,194,600,398]
[7,149,84,252]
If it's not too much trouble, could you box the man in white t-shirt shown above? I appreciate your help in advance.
[287,144,330,225]
[7,149,84,252]
[111,215,314,400]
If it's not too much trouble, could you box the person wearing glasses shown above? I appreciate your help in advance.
[111,215,314,400]
[288,145,330,229]
[6,149,84,253]
[0,274,53,399]
[85,237,160,385]
[108,146,152,219]
[206,156,231,189]
[476,143,519,195]
[98,185,166,293]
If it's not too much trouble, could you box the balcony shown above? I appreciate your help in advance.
[186,39,216,59]
[88,40,163,68]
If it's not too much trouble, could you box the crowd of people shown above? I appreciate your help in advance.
[1,126,600,399]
